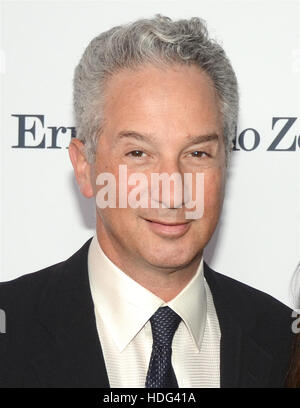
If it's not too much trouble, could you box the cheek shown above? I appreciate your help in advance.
[96,206,138,237]
[203,169,225,216]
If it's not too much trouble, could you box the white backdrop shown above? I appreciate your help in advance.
[1,0,299,307]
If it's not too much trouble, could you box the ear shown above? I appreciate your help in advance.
[68,138,94,198]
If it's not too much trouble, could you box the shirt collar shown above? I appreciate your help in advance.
[88,235,207,352]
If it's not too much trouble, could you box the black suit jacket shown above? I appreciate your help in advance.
[0,239,294,387]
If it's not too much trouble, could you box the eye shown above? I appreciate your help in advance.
[190,151,209,158]
[126,150,146,158]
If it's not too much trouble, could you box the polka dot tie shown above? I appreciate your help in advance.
[145,306,181,388]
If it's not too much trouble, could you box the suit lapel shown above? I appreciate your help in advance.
[204,263,273,388]
[33,239,110,387]
[217,306,273,387]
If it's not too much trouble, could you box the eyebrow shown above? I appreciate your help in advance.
[116,131,156,143]
[186,133,219,145]
[116,130,220,145]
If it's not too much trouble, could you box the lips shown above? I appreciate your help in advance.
[145,219,190,226]
[144,218,191,237]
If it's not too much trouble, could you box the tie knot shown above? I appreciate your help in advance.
[150,306,181,347]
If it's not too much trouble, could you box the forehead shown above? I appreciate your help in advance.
[102,63,223,143]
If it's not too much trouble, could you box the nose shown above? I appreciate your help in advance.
[150,159,185,209]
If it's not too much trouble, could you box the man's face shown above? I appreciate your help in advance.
[89,63,226,271]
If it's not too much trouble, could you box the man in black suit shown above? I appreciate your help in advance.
[0,15,294,388]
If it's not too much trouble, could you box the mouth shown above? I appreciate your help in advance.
[143,218,192,238]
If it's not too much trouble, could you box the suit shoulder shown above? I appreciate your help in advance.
[204,264,292,322]
[0,260,66,311]
[0,238,92,311]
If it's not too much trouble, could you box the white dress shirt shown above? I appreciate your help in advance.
[88,235,221,388]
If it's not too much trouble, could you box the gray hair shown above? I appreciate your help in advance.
[290,262,300,309]
[73,14,239,163]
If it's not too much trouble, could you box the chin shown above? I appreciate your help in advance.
[143,246,200,270]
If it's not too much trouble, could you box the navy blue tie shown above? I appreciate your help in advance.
[145,306,181,388]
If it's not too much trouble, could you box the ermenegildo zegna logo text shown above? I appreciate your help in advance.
[10,114,300,151]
